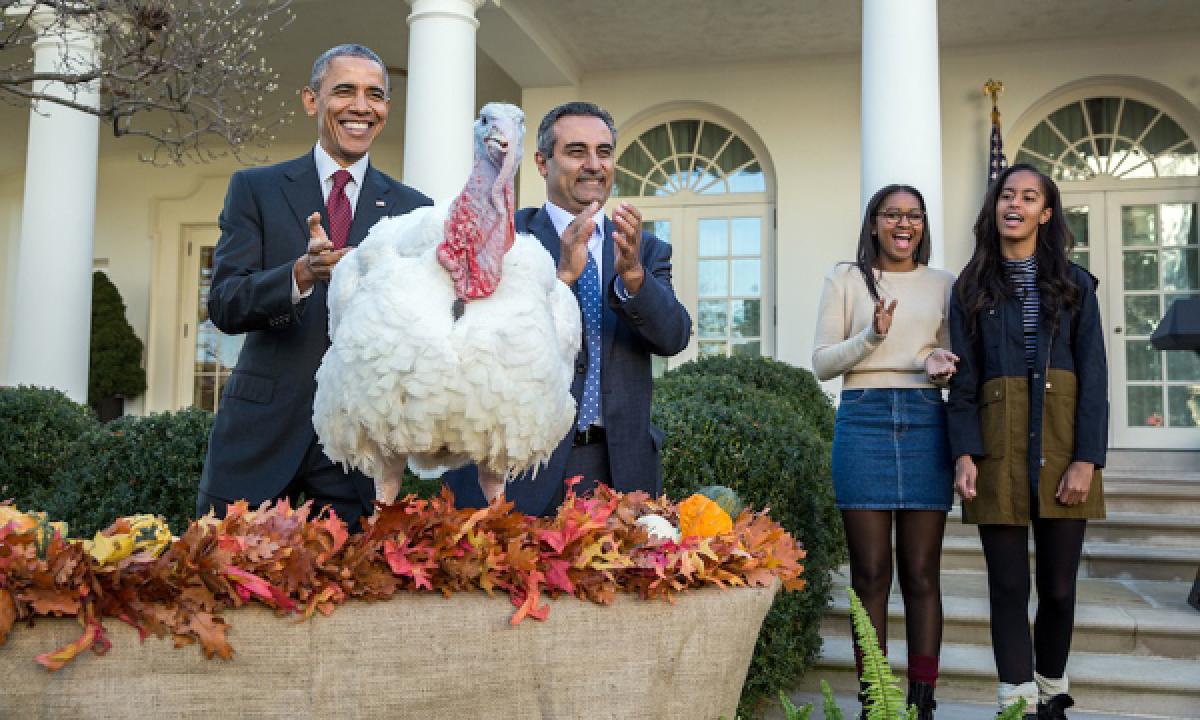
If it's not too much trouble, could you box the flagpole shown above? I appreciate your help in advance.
[984,78,1008,183]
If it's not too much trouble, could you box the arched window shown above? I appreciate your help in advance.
[1016,97,1199,180]
[615,119,766,197]
[613,116,773,367]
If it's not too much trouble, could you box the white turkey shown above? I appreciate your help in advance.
[313,102,581,505]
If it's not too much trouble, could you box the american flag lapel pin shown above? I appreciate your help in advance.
[375,199,386,207]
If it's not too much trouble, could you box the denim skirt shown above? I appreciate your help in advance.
[831,387,953,511]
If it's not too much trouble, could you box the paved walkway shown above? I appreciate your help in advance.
[768,693,1159,719]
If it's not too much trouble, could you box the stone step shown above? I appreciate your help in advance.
[944,510,1200,547]
[823,575,1200,659]
[795,637,1200,718]
[1102,477,1200,515]
[1105,450,1200,477]
[939,535,1200,582]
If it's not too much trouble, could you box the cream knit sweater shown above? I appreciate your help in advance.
[812,263,955,388]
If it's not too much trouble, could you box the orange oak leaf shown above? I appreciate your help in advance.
[0,587,15,645]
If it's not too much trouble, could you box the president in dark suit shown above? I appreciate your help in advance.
[446,101,692,516]
[197,44,431,529]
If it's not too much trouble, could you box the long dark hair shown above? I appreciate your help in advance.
[956,163,1079,332]
[852,184,932,301]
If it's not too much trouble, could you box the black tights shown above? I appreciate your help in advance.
[978,518,1087,684]
[842,509,947,659]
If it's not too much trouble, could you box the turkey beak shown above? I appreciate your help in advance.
[484,126,508,165]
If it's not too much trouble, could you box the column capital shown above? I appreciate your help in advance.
[406,0,487,28]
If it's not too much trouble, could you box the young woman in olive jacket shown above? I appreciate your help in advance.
[947,164,1108,719]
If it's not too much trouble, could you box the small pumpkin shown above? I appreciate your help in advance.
[636,513,680,543]
[696,485,745,519]
[677,493,733,539]
[0,506,38,534]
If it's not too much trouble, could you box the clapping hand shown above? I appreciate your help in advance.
[556,201,599,286]
[873,297,898,335]
[611,202,645,295]
[925,348,960,383]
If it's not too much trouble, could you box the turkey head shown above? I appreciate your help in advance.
[438,102,525,317]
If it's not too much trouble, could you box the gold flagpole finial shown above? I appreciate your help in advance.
[983,79,1004,125]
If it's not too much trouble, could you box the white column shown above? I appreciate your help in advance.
[861,0,945,268]
[5,7,100,402]
[403,0,486,205]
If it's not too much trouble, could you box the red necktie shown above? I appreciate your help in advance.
[327,169,353,249]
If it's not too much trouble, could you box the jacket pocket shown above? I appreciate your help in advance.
[979,378,1008,459]
[222,372,275,404]
[1042,368,1077,462]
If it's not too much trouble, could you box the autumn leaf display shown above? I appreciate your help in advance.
[0,485,805,670]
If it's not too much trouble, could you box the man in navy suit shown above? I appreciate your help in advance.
[446,101,692,516]
[197,44,431,529]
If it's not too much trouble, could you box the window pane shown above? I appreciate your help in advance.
[652,355,668,379]
[697,123,731,159]
[698,218,728,256]
[1126,340,1162,381]
[727,162,766,192]
[1085,97,1121,136]
[1156,142,1200,176]
[1124,295,1161,336]
[1167,385,1200,427]
[1070,250,1090,270]
[697,299,728,339]
[731,258,761,295]
[1047,102,1087,144]
[698,259,728,296]
[614,168,643,198]
[645,220,671,244]
[1122,206,1157,246]
[714,135,755,174]
[637,125,671,161]
[617,142,654,179]
[1161,204,1197,247]
[1022,121,1067,161]
[1167,351,1200,382]
[731,217,761,255]
[670,120,701,159]
[1118,99,1159,140]
[1123,251,1159,291]
[1064,207,1089,248]
[1141,114,1189,156]
[1162,249,1199,291]
[1127,385,1165,427]
[731,298,761,338]
[1014,149,1054,177]
[698,341,726,358]
[731,340,761,357]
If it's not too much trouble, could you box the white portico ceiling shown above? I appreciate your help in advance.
[487,0,1200,78]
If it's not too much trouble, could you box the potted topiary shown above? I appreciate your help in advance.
[88,271,146,422]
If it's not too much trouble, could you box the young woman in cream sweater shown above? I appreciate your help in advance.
[813,184,958,720]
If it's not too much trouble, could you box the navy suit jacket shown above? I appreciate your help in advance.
[199,152,432,507]
[445,205,692,516]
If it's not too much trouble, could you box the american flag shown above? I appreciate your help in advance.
[988,120,1007,183]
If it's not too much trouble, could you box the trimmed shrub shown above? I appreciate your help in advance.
[89,271,147,412]
[28,407,213,537]
[0,386,97,506]
[666,354,835,442]
[652,359,844,716]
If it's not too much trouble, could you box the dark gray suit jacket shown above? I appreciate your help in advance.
[445,205,692,516]
[199,151,431,507]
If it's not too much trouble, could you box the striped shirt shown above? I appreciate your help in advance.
[1003,256,1039,368]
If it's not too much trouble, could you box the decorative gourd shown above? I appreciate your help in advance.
[85,514,172,565]
[697,485,745,518]
[635,513,681,543]
[0,506,38,533]
[677,494,733,539]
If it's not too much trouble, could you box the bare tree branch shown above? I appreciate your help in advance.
[0,0,295,165]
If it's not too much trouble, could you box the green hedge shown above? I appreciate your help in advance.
[0,386,98,506]
[89,271,147,409]
[27,407,213,537]
[652,358,843,717]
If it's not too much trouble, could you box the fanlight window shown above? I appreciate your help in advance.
[615,119,765,197]
[1016,97,1198,180]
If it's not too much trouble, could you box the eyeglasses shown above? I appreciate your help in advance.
[876,211,926,225]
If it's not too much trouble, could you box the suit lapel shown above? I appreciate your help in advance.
[281,154,326,253]
[528,207,561,266]
[347,166,395,247]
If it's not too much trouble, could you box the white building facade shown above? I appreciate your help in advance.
[0,0,1197,454]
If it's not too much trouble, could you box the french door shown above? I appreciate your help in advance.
[176,225,244,411]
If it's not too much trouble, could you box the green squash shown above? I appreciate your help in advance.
[697,485,744,519]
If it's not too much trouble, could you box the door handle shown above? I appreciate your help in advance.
[1113,326,1123,334]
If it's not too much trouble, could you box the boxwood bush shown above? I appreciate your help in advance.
[652,357,843,716]
[0,385,98,507]
[27,407,213,537]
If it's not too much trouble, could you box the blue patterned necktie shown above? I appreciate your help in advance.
[577,250,602,429]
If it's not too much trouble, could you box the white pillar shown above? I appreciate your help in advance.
[403,0,486,205]
[5,7,100,402]
[861,0,945,268]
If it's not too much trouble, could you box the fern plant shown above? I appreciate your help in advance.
[773,587,1028,720]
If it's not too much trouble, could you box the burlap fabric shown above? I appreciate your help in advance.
[1,583,776,719]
